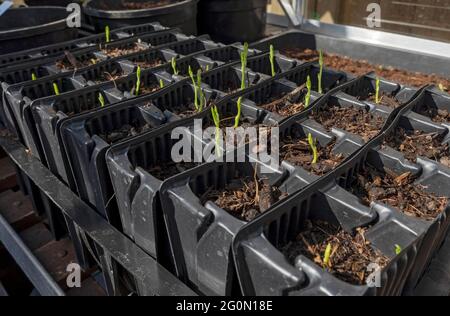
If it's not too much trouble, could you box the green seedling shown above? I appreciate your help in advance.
[188,66,205,112]
[240,42,249,90]
[98,93,105,108]
[318,50,324,94]
[159,79,164,89]
[171,57,179,75]
[395,244,402,255]
[234,97,243,128]
[269,44,276,77]
[135,66,142,96]
[31,73,37,81]
[105,25,110,43]
[323,243,332,268]
[307,133,318,164]
[53,83,60,96]
[439,83,445,92]
[205,65,210,72]
[305,75,312,108]
[211,105,222,157]
[375,77,381,104]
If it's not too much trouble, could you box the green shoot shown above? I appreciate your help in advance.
[31,72,37,81]
[318,50,324,94]
[98,93,105,108]
[323,243,332,268]
[105,25,110,43]
[240,42,249,90]
[197,69,205,112]
[269,44,276,77]
[395,244,402,255]
[205,65,210,72]
[234,97,242,128]
[375,77,381,104]
[159,79,164,89]
[135,66,141,96]
[53,83,60,96]
[305,75,312,108]
[188,66,199,111]
[439,83,445,92]
[307,133,318,164]
[171,57,179,75]
[211,105,222,157]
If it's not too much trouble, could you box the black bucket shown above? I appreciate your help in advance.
[0,7,78,55]
[83,0,198,35]
[198,0,268,44]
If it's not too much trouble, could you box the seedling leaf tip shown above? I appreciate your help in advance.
[53,83,60,96]
[375,77,381,104]
[323,243,332,268]
[234,97,242,128]
[105,25,110,43]
[171,57,179,75]
[305,75,312,108]
[31,73,37,81]
[308,133,318,164]
[240,42,249,90]
[269,44,276,77]
[395,244,402,255]
[98,93,105,108]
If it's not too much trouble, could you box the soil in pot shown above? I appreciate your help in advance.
[280,136,344,176]
[56,56,98,71]
[351,165,448,221]
[134,58,164,69]
[416,107,450,124]
[383,128,450,168]
[146,161,198,181]
[259,85,308,117]
[312,106,385,142]
[202,173,288,222]
[98,121,152,144]
[281,220,389,285]
[282,48,450,92]
[101,43,147,58]
[363,94,400,108]
[93,69,124,84]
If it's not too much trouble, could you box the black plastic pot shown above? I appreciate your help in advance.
[0,7,78,54]
[0,22,168,68]
[198,0,268,44]
[83,0,199,35]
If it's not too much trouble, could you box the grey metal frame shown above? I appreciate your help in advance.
[0,135,196,296]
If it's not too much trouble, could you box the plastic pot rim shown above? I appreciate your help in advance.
[83,0,198,19]
[0,6,73,41]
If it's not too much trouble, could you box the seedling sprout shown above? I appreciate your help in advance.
[308,133,318,164]
[234,97,243,128]
[323,243,332,268]
[269,44,276,77]
[159,79,164,88]
[439,83,445,92]
[211,105,222,157]
[105,25,110,43]
[305,75,312,108]
[171,57,179,75]
[53,83,60,96]
[375,77,381,104]
[318,50,324,94]
[240,42,249,90]
[31,73,37,81]
[395,244,402,255]
[98,93,105,108]
[135,66,142,96]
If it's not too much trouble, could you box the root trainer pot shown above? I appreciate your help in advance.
[83,0,199,35]
[0,7,78,54]
[198,0,268,44]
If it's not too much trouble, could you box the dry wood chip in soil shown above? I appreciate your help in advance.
[147,162,198,181]
[312,106,385,142]
[282,48,450,92]
[259,85,307,117]
[383,128,450,168]
[280,136,344,176]
[282,220,388,285]
[351,166,448,221]
[202,176,288,222]
[416,107,450,124]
